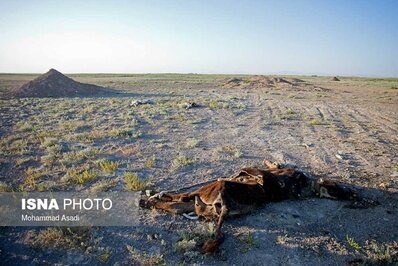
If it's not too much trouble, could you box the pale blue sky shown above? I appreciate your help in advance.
[0,0,397,77]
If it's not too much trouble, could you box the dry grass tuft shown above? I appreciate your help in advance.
[172,155,195,169]
[98,159,119,173]
[124,172,149,191]
[67,169,97,185]
[24,227,91,249]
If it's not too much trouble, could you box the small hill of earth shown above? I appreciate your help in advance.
[221,76,302,88]
[220,75,329,92]
[5,69,114,98]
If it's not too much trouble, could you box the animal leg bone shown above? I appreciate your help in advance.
[319,186,337,199]
[182,212,199,220]
[148,191,167,200]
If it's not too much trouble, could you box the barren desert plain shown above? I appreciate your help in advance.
[0,73,397,265]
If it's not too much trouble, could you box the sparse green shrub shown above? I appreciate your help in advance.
[40,137,58,149]
[362,239,398,264]
[109,127,136,138]
[145,157,155,168]
[309,118,322,125]
[71,170,97,185]
[41,153,57,167]
[208,100,219,109]
[100,250,112,262]
[185,138,201,148]
[17,122,34,132]
[0,181,10,192]
[24,167,47,189]
[9,139,29,155]
[239,232,257,253]
[126,245,164,265]
[98,160,119,173]
[346,235,361,251]
[286,108,296,115]
[60,148,99,165]
[175,232,204,252]
[24,227,91,249]
[243,232,256,247]
[234,149,243,158]
[46,143,63,154]
[175,238,197,252]
[172,155,195,169]
[124,172,148,191]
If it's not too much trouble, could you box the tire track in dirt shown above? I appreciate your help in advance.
[260,101,337,173]
[296,103,339,172]
[317,105,377,177]
[341,108,395,175]
[354,107,398,142]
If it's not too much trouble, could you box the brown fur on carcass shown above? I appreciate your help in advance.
[140,160,366,253]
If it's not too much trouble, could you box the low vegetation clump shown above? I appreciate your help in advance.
[16,122,35,132]
[99,250,112,263]
[185,138,201,148]
[218,145,243,158]
[69,169,97,185]
[126,245,164,265]
[208,100,220,109]
[286,108,296,115]
[89,179,118,193]
[175,231,205,252]
[24,228,64,248]
[309,118,322,126]
[346,235,361,251]
[240,232,257,253]
[109,127,138,138]
[98,159,119,173]
[61,148,100,165]
[24,167,47,190]
[41,153,57,167]
[175,238,198,252]
[40,137,59,149]
[124,172,149,191]
[145,157,155,168]
[24,227,91,249]
[0,181,11,192]
[362,240,398,265]
[172,155,195,169]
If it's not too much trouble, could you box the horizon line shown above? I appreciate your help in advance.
[0,71,397,79]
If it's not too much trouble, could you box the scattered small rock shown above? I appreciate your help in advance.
[130,99,154,107]
[181,101,199,110]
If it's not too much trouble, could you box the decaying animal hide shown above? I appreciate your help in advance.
[139,160,377,253]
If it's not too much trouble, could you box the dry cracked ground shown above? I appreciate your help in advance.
[0,74,397,265]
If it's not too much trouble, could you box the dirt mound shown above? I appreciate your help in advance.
[221,75,307,89]
[332,76,340,81]
[6,69,114,98]
[290,78,305,83]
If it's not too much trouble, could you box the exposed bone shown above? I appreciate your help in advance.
[145,190,152,197]
[148,190,167,200]
[319,186,337,199]
[182,212,199,220]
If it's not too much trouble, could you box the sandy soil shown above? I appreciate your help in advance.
[0,74,397,265]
